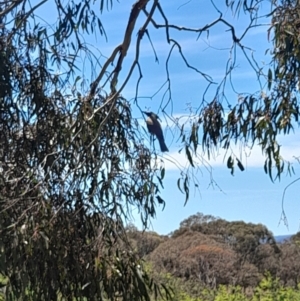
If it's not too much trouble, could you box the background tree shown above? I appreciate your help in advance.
[126,224,166,258]
[279,240,300,287]
[173,213,279,267]
[126,213,300,298]
[149,231,239,288]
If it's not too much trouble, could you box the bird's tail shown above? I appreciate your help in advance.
[158,138,169,152]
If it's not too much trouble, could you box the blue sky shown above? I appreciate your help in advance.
[38,0,300,235]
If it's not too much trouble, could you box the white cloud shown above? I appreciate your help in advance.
[162,133,300,171]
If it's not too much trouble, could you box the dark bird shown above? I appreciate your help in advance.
[143,111,169,152]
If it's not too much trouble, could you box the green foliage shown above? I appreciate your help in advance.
[214,286,247,301]
[152,274,300,301]
[0,274,7,301]
[252,274,300,301]
[291,231,300,245]
[182,0,300,180]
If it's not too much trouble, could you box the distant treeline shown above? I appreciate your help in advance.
[126,213,300,299]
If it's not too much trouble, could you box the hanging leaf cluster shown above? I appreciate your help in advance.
[182,0,300,180]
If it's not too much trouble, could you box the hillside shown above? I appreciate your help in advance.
[274,235,292,243]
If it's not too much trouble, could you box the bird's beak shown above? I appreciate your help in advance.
[142,111,150,117]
